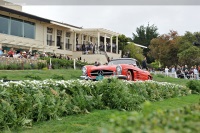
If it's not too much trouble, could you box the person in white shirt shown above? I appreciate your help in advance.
[165,66,169,76]
[171,65,177,78]
[193,66,199,80]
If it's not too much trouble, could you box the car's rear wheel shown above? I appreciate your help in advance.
[127,71,133,81]
[148,75,152,80]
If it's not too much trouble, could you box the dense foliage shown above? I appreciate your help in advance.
[102,102,200,133]
[186,80,200,94]
[42,57,90,69]
[0,59,47,70]
[133,23,159,62]
[0,57,89,70]
[123,43,144,62]
[0,78,191,129]
[149,31,200,67]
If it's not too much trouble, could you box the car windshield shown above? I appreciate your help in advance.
[108,59,136,66]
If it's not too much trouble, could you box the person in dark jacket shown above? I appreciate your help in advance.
[142,57,148,70]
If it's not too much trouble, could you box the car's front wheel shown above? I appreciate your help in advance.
[126,71,133,81]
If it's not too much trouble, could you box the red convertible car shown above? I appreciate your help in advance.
[80,58,152,81]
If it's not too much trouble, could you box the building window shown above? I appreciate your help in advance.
[47,34,53,46]
[65,32,71,50]
[65,38,70,50]
[66,32,70,37]
[57,30,62,36]
[24,21,35,39]
[0,15,35,39]
[47,27,53,33]
[10,17,23,37]
[0,15,9,34]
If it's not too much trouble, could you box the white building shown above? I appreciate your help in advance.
[0,0,121,64]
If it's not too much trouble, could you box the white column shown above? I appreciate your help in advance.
[104,34,106,52]
[88,36,90,43]
[43,25,47,46]
[63,30,66,50]
[74,32,76,51]
[81,34,84,44]
[116,36,118,54]
[29,47,32,53]
[110,36,113,53]
[54,29,57,47]
[97,32,100,52]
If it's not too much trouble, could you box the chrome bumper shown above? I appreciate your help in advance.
[80,75,127,80]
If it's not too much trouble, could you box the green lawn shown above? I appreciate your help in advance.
[0,70,191,86]
[152,74,190,86]
[0,69,82,80]
[9,94,199,133]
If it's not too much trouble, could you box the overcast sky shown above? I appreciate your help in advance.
[4,0,200,38]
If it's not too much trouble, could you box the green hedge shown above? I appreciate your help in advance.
[0,78,191,129]
[102,102,200,133]
[42,57,90,69]
[0,62,46,70]
[186,80,200,94]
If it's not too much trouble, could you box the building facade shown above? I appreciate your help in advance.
[0,0,121,64]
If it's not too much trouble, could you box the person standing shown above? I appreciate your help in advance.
[142,57,148,70]
[0,47,3,56]
[165,66,169,76]
[8,48,14,57]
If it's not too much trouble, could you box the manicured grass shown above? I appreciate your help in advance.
[9,94,199,133]
[0,69,82,80]
[0,69,191,86]
[152,74,190,86]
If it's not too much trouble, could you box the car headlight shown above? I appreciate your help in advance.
[82,66,87,75]
[116,65,122,75]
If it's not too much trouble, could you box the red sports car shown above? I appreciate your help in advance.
[80,58,152,81]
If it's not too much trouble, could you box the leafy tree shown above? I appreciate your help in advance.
[148,30,179,67]
[178,46,200,65]
[177,31,200,65]
[123,43,143,62]
[113,34,132,57]
[133,23,159,62]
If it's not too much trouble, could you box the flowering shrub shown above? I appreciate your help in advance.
[0,78,191,129]
[0,57,47,70]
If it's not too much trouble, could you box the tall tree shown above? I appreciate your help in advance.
[177,31,200,65]
[132,23,159,62]
[148,30,179,67]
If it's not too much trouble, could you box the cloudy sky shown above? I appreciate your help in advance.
[5,0,200,38]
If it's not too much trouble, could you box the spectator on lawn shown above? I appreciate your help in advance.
[165,66,169,76]
[142,57,148,70]
[8,48,14,57]
[0,47,3,56]
[193,66,199,80]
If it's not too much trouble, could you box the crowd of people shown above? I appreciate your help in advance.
[76,42,117,54]
[164,65,200,80]
[0,47,73,60]
[0,47,39,59]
